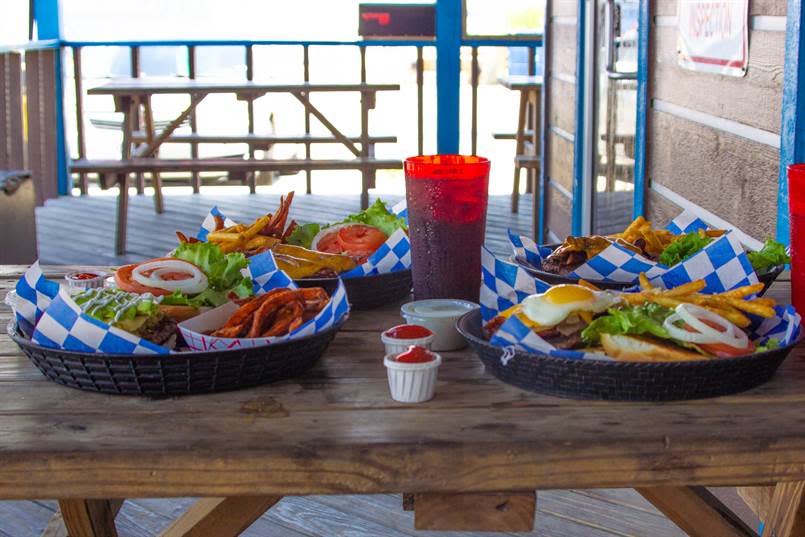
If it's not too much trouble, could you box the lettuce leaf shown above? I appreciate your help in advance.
[747,239,790,273]
[658,232,712,266]
[170,242,253,307]
[581,303,673,345]
[755,338,780,353]
[286,199,406,249]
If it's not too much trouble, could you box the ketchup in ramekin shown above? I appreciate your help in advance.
[64,270,107,292]
[381,324,434,356]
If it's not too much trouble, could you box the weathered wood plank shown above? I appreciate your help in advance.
[648,110,778,240]
[545,185,572,240]
[637,486,755,537]
[548,75,575,135]
[58,499,120,537]
[761,481,805,537]
[550,0,577,18]
[548,130,574,193]
[737,485,775,523]
[159,496,281,537]
[413,492,536,532]
[652,26,784,133]
[549,23,577,79]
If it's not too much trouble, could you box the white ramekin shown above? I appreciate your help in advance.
[380,326,434,356]
[400,299,478,351]
[384,352,442,403]
[64,271,107,292]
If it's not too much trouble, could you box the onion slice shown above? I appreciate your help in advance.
[663,303,749,348]
[131,259,208,295]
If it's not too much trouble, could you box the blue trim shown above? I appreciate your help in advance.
[462,37,542,47]
[571,0,587,236]
[778,0,805,245]
[0,39,60,53]
[436,0,461,154]
[33,0,71,195]
[63,39,436,48]
[537,7,550,240]
[633,0,650,219]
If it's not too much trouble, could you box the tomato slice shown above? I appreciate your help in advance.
[315,231,343,254]
[336,225,386,254]
[114,257,193,296]
[683,318,755,358]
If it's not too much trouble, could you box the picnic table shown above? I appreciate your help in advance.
[80,79,402,255]
[1,266,803,537]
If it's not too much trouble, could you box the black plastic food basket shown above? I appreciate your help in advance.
[9,319,344,397]
[297,269,412,310]
[456,309,795,401]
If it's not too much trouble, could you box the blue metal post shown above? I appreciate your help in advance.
[571,0,587,235]
[633,0,650,219]
[33,0,70,195]
[777,0,805,245]
[436,0,461,154]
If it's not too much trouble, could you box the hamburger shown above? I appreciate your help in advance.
[72,288,178,348]
[485,284,771,361]
[541,236,645,275]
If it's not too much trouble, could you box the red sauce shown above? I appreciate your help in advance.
[385,324,432,339]
[396,345,435,363]
[68,272,101,281]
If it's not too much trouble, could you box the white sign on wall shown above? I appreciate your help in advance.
[677,0,749,77]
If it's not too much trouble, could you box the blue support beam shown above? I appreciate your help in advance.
[436,0,461,154]
[633,0,650,219]
[33,0,71,196]
[778,0,805,245]
[571,0,587,236]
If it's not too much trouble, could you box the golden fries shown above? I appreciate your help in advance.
[577,279,602,292]
[621,273,776,328]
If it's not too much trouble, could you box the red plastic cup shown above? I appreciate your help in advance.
[789,164,805,313]
[404,155,490,302]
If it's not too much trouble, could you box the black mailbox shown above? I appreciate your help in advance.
[359,4,436,38]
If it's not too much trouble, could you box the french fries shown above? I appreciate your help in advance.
[210,287,329,338]
[177,192,298,256]
[608,217,728,260]
[623,273,776,329]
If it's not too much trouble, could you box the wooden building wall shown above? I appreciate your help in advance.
[645,0,786,244]
[544,0,579,242]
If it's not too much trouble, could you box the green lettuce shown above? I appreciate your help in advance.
[287,199,407,249]
[755,338,780,353]
[747,239,790,273]
[659,232,712,267]
[170,242,253,307]
[581,303,674,345]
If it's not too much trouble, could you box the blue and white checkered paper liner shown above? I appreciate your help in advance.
[196,206,237,241]
[480,246,551,323]
[508,210,758,293]
[488,301,801,361]
[31,287,170,354]
[179,252,349,351]
[195,202,411,278]
[11,261,60,337]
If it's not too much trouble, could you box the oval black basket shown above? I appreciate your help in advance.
[456,309,795,401]
[513,246,784,296]
[8,319,344,397]
[297,269,412,310]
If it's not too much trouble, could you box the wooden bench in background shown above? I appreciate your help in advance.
[70,157,402,255]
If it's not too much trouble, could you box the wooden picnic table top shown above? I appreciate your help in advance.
[88,78,401,96]
[498,75,544,90]
[1,266,804,501]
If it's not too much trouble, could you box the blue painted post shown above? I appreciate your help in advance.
[436,0,461,154]
[777,0,805,245]
[632,0,650,219]
[571,0,587,235]
[33,0,70,196]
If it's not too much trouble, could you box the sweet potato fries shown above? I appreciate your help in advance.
[210,287,329,338]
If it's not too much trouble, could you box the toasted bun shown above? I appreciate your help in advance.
[600,334,709,362]
[158,304,200,322]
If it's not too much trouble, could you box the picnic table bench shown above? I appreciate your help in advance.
[76,79,402,255]
[0,266,803,536]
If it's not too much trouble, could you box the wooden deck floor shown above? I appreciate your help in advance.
[2,490,690,537]
[34,189,534,265]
